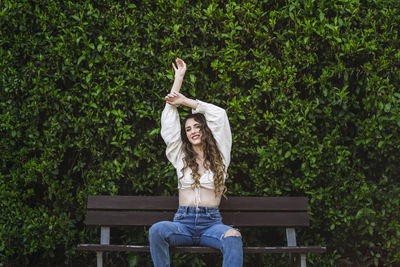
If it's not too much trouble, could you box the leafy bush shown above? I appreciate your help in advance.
[1,0,399,266]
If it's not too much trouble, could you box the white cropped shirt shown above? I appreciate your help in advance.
[161,100,232,207]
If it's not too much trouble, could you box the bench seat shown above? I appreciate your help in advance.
[77,195,326,267]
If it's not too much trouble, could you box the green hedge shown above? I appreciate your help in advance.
[1,0,399,266]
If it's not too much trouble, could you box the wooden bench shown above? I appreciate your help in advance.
[77,195,326,267]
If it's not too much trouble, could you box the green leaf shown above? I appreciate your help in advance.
[190,74,196,83]
[384,103,391,112]
[378,141,384,148]
[71,15,80,21]
[77,55,85,65]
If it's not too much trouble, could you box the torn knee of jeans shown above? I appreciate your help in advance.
[223,229,241,238]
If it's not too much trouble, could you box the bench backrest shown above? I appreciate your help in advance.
[85,196,309,227]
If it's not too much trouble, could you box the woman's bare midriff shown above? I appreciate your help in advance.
[179,187,221,207]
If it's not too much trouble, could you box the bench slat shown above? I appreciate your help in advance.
[77,244,326,254]
[86,211,309,227]
[87,196,308,211]
[222,197,307,211]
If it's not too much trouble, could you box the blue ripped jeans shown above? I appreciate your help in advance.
[149,206,243,267]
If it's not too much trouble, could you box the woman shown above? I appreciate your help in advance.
[149,58,243,267]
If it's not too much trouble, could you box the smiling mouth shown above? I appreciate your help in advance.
[191,134,200,140]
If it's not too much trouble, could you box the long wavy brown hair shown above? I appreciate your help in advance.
[180,113,227,198]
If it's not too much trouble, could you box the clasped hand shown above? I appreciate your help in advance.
[165,91,186,106]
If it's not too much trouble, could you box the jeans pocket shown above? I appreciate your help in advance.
[173,212,185,221]
[207,212,222,221]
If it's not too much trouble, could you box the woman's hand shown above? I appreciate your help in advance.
[172,58,186,79]
[165,92,199,109]
[167,58,198,109]
[165,91,186,106]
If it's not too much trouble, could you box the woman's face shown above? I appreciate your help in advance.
[185,118,202,146]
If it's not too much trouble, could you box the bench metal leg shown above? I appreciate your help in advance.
[97,226,110,267]
[286,228,297,246]
[300,254,306,267]
[286,228,297,266]
[101,227,110,245]
[96,252,103,267]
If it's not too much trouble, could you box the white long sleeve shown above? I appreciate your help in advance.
[192,100,232,168]
[160,103,183,169]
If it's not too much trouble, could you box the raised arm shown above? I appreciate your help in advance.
[165,58,231,166]
[166,58,198,110]
[160,58,188,167]
[162,58,232,168]
[192,100,232,167]
[169,58,186,94]
[161,104,182,168]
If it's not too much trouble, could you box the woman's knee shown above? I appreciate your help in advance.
[221,229,243,254]
[224,229,241,238]
[149,221,170,239]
